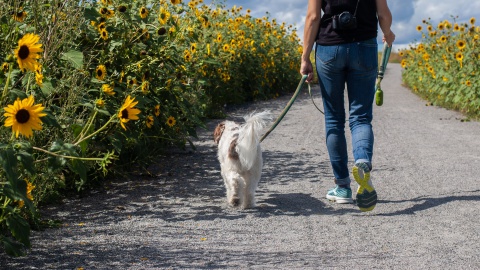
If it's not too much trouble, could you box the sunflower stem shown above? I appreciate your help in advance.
[1,64,13,104]
[74,115,116,146]
[74,110,98,143]
[32,146,105,162]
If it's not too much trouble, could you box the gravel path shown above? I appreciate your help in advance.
[2,63,480,269]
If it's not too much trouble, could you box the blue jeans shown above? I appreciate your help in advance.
[315,38,378,186]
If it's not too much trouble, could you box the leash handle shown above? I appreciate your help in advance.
[375,42,392,106]
[260,75,307,143]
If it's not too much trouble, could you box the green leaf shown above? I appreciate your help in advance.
[61,50,84,69]
[41,110,61,128]
[0,146,18,186]
[16,150,35,175]
[40,79,54,95]
[68,159,88,191]
[6,214,31,248]
[1,236,25,257]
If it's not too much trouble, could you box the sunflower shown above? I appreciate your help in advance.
[127,78,137,88]
[454,23,460,31]
[14,33,43,72]
[440,35,447,42]
[96,65,107,80]
[13,11,28,22]
[166,116,176,127]
[96,98,105,107]
[101,0,113,5]
[470,17,476,25]
[118,5,127,12]
[2,62,9,73]
[184,49,192,62]
[141,81,149,94]
[102,84,115,96]
[171,0,182,5]
[118,95,141,130]
[456,40,466,50]
[222,44,229,51]
[157,27,167,35]
[140,7,149,19]
[465,80,472,87]
[99,8,115,19]
[17,180,35,208]
[216,33,222,42]
[146,115,154,128]
[3,95,46,138]
[34,64,43,87]
[437,23,445,31]
[154,105,160,116]
[416,25,422,32]
[100,29,109,40]
[158,7,170,24]
[190,43,197,54]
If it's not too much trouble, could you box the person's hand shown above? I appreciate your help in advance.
[300,58,314,83]
[383,30,395,47]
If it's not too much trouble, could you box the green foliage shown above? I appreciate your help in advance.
[401,17,480,119]
[0,0,301,256]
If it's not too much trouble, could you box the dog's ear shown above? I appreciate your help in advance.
[213,122,225,145]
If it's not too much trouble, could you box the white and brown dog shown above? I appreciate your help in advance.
[213,111,272,209]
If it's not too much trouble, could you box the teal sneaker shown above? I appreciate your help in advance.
[326,186,353,204]
[352,162,377,212]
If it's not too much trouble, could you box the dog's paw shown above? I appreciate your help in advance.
[229,197,240,207]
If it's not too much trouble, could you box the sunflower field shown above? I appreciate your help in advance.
[400,17,480,119]
[0,0,301,256]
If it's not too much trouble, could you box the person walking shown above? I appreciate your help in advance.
[300,0,395,211]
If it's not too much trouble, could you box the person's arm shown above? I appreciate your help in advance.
[375,0,395,46]
[300,0,322,83]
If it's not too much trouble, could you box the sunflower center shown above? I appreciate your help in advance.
[97,69,103,77]
[15,109,31,124]
[121,109,129,119]
[18,45,30,60]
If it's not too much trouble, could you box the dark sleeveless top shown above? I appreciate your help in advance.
[316,0,378,45]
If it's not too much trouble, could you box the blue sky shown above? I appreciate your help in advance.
[205,0,480,50]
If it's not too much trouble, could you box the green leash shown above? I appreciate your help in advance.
[375,42,392,106]
[260,42,391,142]
[260,75,307,143]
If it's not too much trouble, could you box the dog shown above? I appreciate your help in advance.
[213,111,272,209]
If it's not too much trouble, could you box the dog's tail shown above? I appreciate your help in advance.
[236,110,273,170]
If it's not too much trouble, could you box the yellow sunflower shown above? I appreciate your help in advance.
[14,33,43,72]
[3,95,46,138]
[157,27,167,35]
[2,62,9,73]
[96,98,105,107]
[146,115,154,128]
[13,11,28,22]
[118,5,127,13]
[96,65,107,80]
[34,64,43,87]
[166,116,176,127]
[470,17,476,25]
[171,0,182,5]
[101,0,113,5]
[158,7,170,24]
[140,7,149,19]
[416,25,422,32]
[184,49,192,62]
[455,52,464,61]
[102,84,115,96]
[154,105,161,116]
[456,40,466,50]
[465,80,472,86]
[100,29,108,40]
[141,81,149,94]
[118,95,141,130]
[190,43,197,54]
